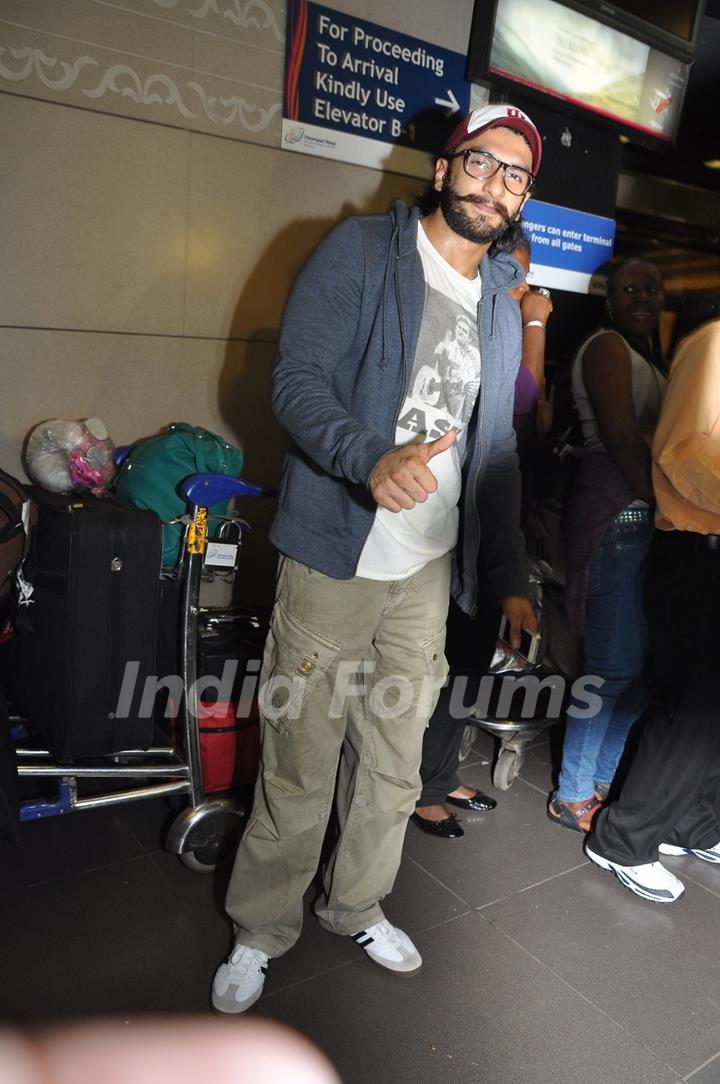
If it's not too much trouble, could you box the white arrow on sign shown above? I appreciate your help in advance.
[434,89,460,117]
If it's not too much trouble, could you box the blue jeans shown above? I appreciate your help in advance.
[558,510,654,803]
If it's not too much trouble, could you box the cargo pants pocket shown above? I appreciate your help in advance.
[259,599,343,737]
[419,629,450,721]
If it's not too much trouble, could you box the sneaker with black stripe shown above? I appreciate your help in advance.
[352,920,422,974]
[211,944,269,1013]
[585,844,685,904]
[659,841,720,864]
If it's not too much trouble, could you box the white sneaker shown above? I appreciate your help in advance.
[586,844,685,904]
[352,920,422,974]
[659,841,720,864]
[211,944,269,1013]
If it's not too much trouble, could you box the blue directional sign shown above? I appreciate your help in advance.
[523,199,616,294]
[283,0,471,176]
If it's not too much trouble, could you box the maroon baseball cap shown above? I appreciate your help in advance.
[442,104,542,175]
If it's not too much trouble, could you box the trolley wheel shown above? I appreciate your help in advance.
[493,748,522,791]
[458,724,477,763]
[179,808,245,873]
[180,849,219,874]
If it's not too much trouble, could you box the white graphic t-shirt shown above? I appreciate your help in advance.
[356,222,482,580]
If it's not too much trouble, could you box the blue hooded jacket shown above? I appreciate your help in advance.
[269,200,529,615]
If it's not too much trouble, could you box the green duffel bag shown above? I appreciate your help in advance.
[115,422,244,566]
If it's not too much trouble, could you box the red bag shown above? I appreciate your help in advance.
[169,699,259,794]
[198,700,260,793]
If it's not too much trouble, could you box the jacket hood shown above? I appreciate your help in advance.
[388,199,421,256]
[483,248,525,294]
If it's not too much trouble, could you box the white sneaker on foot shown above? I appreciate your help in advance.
[659,841,720,864]
[586,844,685,903]
[211,944,269,1013]
[352,920,422,974]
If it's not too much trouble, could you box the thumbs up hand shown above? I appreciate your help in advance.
[369,429,457,512]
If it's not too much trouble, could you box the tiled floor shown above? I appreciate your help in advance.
[4,725,720,1083]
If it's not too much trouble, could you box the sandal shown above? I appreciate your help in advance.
[547,793,602,833]
[593,783,611,803]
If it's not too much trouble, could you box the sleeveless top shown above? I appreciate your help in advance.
[565,327,666,634]
[572,328,665,453]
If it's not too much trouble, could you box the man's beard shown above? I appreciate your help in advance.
[440,175,514,244]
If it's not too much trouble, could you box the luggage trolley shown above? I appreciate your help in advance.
[460,571,583,791]
[12,471,272,871]
[457,665,560,791]
[467,711,554,791]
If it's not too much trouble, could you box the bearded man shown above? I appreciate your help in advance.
[212,104,542,1013]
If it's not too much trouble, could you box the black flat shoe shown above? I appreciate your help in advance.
[446,790,497,812]
[410,812,464,838]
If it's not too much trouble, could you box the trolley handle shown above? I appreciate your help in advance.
[114,449,273,507]
[179,472,274,508]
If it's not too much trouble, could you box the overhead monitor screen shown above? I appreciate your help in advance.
[488,0,690,141]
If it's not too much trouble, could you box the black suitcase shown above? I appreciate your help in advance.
[8,490,162,759]
[197,609,268,703]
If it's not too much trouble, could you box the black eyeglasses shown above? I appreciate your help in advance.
[446,148,535,196]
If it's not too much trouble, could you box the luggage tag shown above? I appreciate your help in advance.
[202,519,249,571]
[204,541,238,569]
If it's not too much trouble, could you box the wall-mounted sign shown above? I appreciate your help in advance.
[523,199,616,294]
[283,0,470,177]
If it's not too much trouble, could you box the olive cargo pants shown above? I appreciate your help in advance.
[224,553,451,956]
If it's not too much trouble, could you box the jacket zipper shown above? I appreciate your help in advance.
[468,289,500,616]
[391,239,409,432]
[357,228,407,550]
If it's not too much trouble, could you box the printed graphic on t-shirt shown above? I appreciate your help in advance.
[355,227,482,582]
[398,287,481,443]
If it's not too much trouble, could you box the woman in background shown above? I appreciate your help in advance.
[548,259,666,832]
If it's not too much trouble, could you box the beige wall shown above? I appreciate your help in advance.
[0,0,474,599]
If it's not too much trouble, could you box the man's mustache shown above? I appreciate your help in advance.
[459,193,512,223]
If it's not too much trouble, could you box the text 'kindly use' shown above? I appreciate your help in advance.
[313,11,446,136]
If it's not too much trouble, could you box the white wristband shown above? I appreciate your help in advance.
[523,320,546,331]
